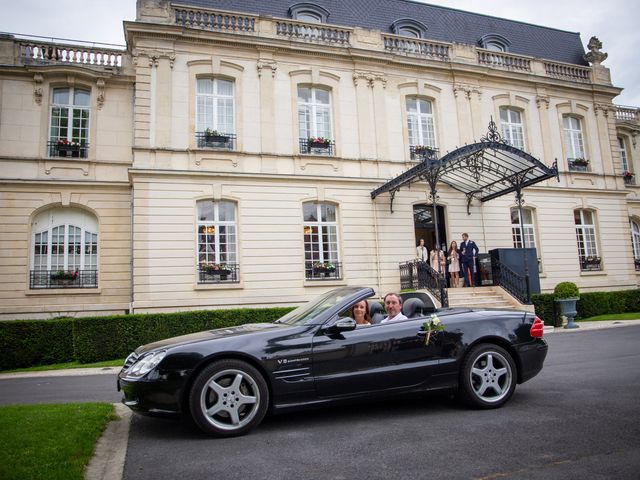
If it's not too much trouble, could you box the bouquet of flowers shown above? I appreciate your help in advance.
[421,313,445,346]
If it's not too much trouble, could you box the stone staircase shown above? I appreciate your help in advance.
[445,286,534,312]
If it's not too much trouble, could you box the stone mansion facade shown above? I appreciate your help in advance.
[0,0,639,319]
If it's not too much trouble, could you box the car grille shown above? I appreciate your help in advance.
[123,351,139,371]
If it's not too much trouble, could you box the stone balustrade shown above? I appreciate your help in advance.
[274,19,351,46]
[613,105,640,123]
[382,34,450,61]
[174,7,256,33]
[477,49,531,71]
[543,61,591,82]
[18,41,123,68]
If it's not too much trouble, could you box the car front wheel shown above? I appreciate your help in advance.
[189,359,269,437]
[459,344,516,408]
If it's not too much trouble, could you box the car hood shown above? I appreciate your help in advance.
[135,322,290,354]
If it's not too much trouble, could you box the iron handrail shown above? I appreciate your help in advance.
[491,259,530,304]
[399,260,448,307]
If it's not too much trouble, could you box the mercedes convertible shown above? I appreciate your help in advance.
[118,287,547,437]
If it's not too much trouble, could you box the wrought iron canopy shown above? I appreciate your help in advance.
[371,120,559,213]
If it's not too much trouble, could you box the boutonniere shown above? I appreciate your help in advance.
[421,314,445,346]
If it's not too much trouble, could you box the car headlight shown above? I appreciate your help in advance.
[126,350,167,377]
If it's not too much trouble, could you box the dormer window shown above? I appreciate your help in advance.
[391,19,428,38]
[289,3,329,23]
[479,34,511,52]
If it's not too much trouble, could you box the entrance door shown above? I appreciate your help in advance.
[413,204,447,252]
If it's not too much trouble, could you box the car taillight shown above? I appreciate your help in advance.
[530,317,544,338]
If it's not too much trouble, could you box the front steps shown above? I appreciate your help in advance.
[444,286,535,312]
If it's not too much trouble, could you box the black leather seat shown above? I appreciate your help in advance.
[402,298,425,318]
[368,301,385,324]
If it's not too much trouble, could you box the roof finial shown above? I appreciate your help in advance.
[584,36,608,65]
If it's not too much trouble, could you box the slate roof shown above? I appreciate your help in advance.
[182,0,587,65]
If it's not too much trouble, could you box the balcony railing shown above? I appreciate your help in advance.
[491,259,530,304]
[48,141,89,158]
[382,34,450,61]
[195,132,236,150]
[567,158,590,172]
[30,269,98,289]
[306,262,342,281]
[409,146,439,162]
[198,264,240,284]
[477,50,531,72]
[300,138,334,156]
[18,40,122,69]
[580,256,602,272]
[635,258,640,272]
[624,174,635,185]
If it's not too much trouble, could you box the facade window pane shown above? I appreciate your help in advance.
[31,208,99,288]
[631,221,640,270]
[407,97,436,148]
[510,208,536,249]
[500,107,525,150]
[303,202,340,280]
[49,87,90,145]
[196,78,235,134]
[563,116,585,160]
[196,200,238,283]
[575,209,600,271]
[297,86,332,140]
[619,136,629,171]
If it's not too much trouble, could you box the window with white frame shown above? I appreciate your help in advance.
[563,116,586,163]
[619,136,629,171]
[196,78,235,135]
[500,108,525,150]
[574,209,601,270]
[407,97,437,148]
[631,220,640,269]
[303,202,340,279]
[298,86,333,153]
[49,87,90,156]
[197,200,238,280]
[31,207,98,288]
[510,208,536,249]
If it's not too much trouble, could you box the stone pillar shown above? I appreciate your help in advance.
[371,75,388,160]
[453,84,474,144]
[257,59,277,153]
[155,56,174,148]
[132,52,153,149]
[353,71,376,159]
[536,94,553,163]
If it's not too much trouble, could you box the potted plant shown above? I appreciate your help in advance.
[623,170,634,184]
[312,261,336,277]
[413,145,435,155]
[56,138,81,157]
[50,269,79,285]
[200,262,232,277]
[554,281,580,329]
[203,128,228,143]
[307,137,331,149]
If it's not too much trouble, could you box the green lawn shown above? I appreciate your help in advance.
[2,358,124,374]
[0,403,116,480]
[578,312,640,322]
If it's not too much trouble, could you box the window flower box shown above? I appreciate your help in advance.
[580,256,602,271]
[196,131,235,149]
[568,158,589,172]
[302,137,334,155]
[623,171,635,185]
[48,140,88,158]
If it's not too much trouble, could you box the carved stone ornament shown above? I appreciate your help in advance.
[453,83,480,100]
[535,95,550,110]
[583,36,608,65]
[594,103,611,117]
[257,59,277,78]
[33,73,44,105]
[353,71,386,88]
[96,78,105,110]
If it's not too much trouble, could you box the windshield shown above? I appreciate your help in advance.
[275,288,366,326]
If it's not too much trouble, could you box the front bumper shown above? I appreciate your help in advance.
[117,370,187,416]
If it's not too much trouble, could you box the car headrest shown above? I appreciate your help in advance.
[368,301,385,324]
[403,298,425,318]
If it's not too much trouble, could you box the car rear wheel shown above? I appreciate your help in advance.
[189,359,269,437]
[458,344,516,408]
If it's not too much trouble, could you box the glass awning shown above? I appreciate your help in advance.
[371,120,559,213]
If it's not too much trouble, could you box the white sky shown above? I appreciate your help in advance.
[0,0,638,106]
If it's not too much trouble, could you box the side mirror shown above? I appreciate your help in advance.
[324,317,357,335]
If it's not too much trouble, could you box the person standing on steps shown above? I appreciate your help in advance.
[460,233,479,287]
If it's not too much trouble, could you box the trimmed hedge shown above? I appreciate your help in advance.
[533,288,640,327]
[0,319,75,371]
[0,307,295,370]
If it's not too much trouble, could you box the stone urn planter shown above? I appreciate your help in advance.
[554,281,580,329]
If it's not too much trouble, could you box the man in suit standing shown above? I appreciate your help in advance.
[460,233,479,287]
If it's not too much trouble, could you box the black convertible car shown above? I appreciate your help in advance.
[118,287,547,436]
